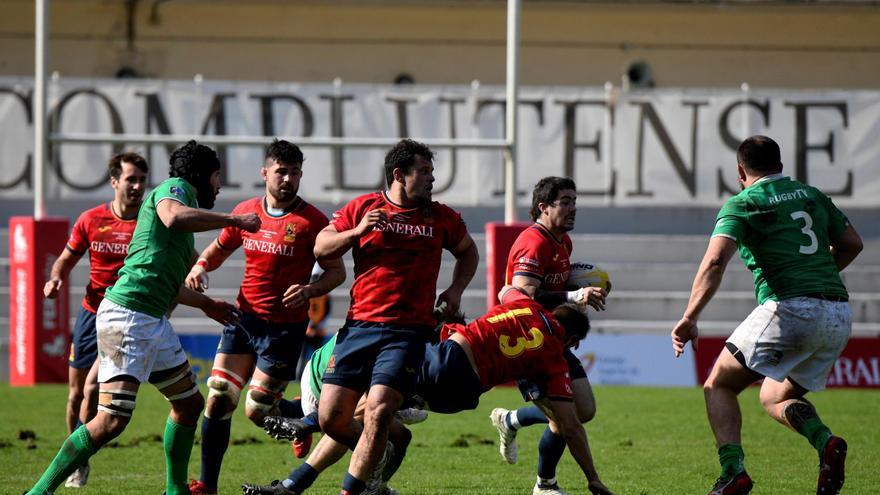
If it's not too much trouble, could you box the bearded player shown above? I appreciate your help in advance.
[24,141,261,495]
[43,152,148,488]
[186,140,345,495]
[241,286,611,495]
[314,138,479,495]
[490,177,610,495]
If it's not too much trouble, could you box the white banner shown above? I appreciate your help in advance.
[1,77,878,207]
[572,334,697,387]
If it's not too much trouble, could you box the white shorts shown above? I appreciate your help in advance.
[96,298,188,383]
[727,296,851,391]
[299,360,319,417]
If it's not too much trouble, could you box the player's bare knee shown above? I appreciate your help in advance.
[83,380,99,402]
[577,404,596,424]
[366,400,397,426]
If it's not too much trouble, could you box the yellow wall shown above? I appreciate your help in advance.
[2,0,879,89]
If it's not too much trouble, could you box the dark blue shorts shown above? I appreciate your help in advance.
[69,306,98,369]
[517,348,586,402]
[321,320,430,397]
[217,311,307,381]
[417,340,483,414]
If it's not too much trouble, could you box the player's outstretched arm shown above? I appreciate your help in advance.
[156,198,260,234]
[314,209,387,260]
[436,234,479,317]
[174,285,240,327]
[545,399,613,494]
[43,248,83,299]
[672,236,737,357]
[831,224,863,272]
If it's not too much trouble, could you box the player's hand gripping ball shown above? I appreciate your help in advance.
[567,261,611,294]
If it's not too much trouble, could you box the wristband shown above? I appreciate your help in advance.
[566,288,584,303]
[195,258,209,270]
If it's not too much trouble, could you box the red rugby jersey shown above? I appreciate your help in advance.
[217,197,328,323]
[445,289,572,400]
[66,203,137,313]
[330,191,468,326]
[506,223,573,293]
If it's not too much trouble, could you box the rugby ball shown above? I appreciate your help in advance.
[568,261,611,293]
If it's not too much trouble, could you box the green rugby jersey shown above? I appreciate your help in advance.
[308,334,338,401]
[712,175,849,305]
[105,178,197,318]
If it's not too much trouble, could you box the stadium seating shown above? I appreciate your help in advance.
[1,229,878,382]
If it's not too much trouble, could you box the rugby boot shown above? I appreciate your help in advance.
[64,462,90,488]
[395,407,429,425]
[263,416,312,441]
[489,408,518,464]
[188,479,217,495]
[707,470,753,495]
[817,436,847,494]
[290,433,313,459]
[364,441,394,495]
[240,480,297,495]
[533,482,570,495]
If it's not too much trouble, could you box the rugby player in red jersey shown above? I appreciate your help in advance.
[240,286,610,495]
[314,138,479,495]
[43,152,148,488]
[185,140,345,495]
[490,177,611,495]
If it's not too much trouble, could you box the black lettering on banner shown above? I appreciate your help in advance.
[136,91,176,187]
[49,88,125,190]
[0,87,33,189]
[200,92,240,189]
[717,99,771,197]
[250,93,315,187]
[318,92,373,191]
[434,96,466,194]
[475,97,544,197]
[554,99,614,197]
[627,100,708,198]
[784,101,852,197]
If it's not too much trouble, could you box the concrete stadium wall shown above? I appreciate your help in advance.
[2,0,879,89]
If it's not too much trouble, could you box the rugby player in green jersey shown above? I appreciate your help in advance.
[671,135,863,495]
[24,141,261,495]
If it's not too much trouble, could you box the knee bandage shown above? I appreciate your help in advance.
[246,379,285,415]
[98,388,138,417]
[206,368,244,419]
[154,367,199,402]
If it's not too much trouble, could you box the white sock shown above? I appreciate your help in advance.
[508,410,522,430]
[537,476,557,487]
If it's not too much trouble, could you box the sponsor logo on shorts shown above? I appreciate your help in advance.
[325,354,336,374]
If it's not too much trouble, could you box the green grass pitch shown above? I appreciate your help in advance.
[2,384,878,494]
